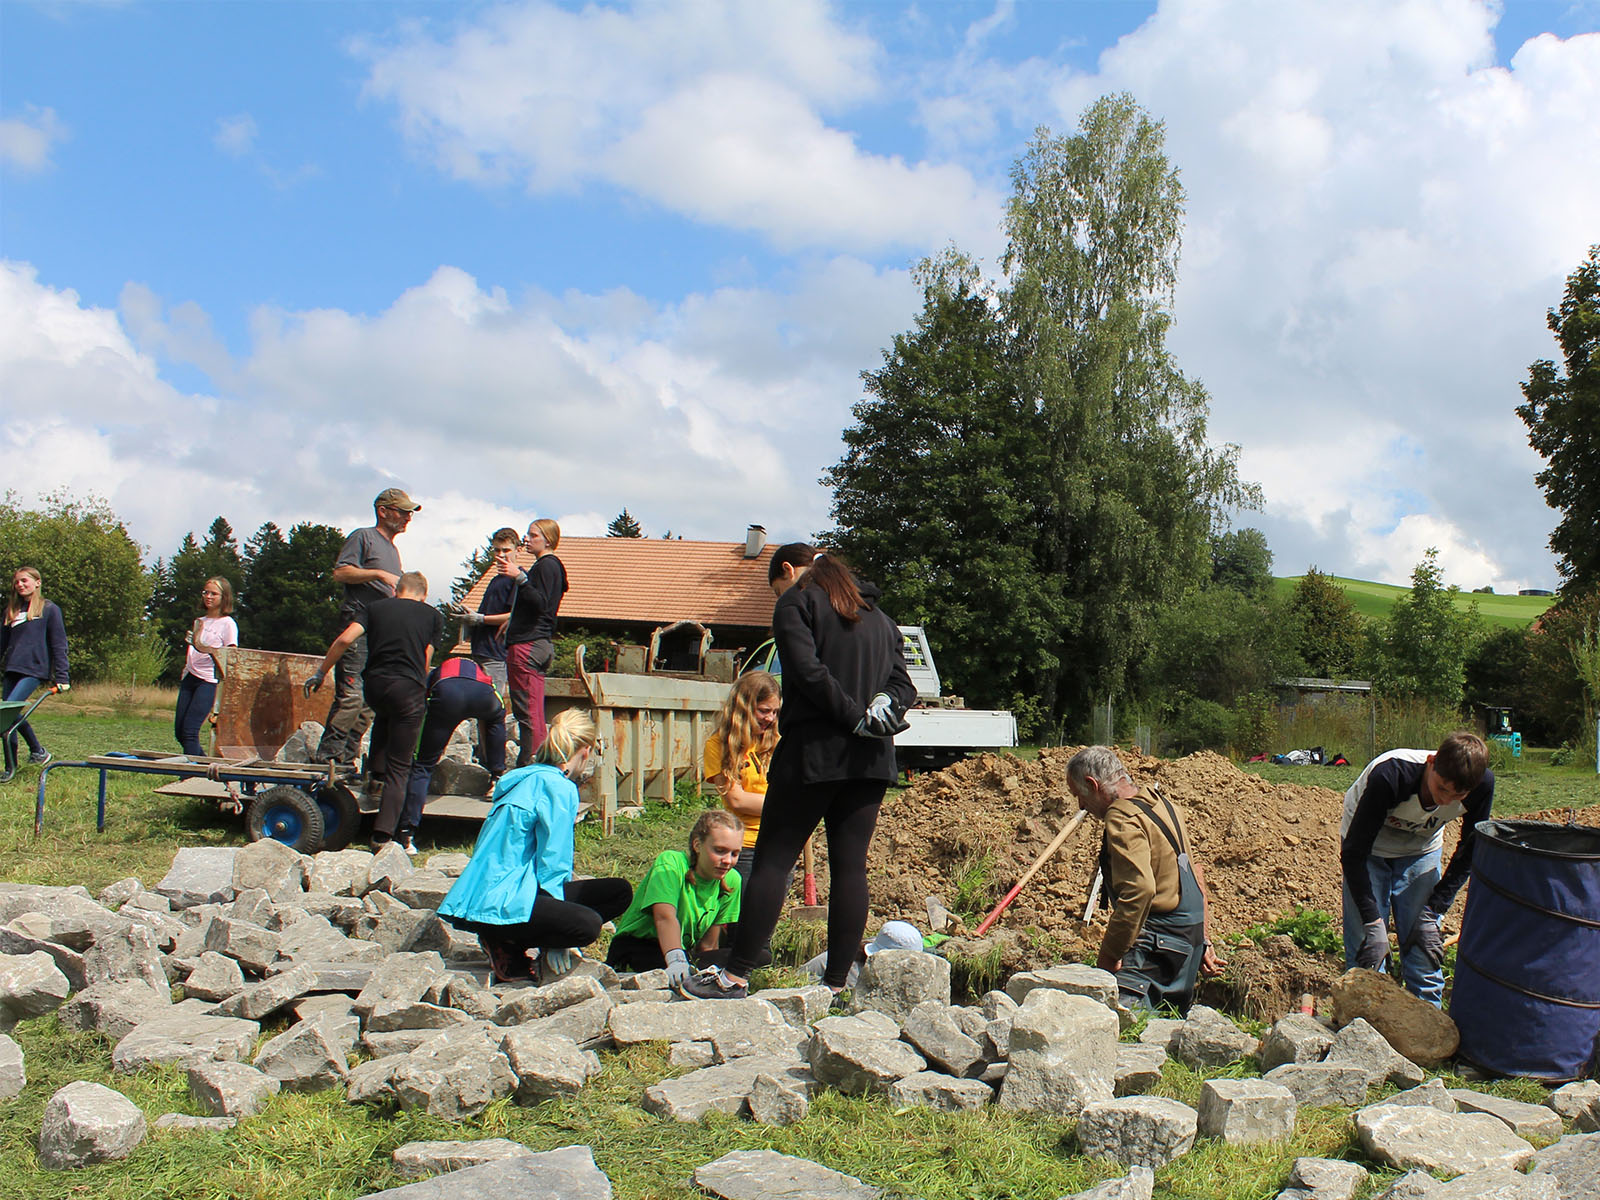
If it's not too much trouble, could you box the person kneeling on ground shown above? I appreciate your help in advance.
[1340,731,1493,1008]
[1066,745,1224,1013]
[800,918,926,992]
[605,810,745,988]
[435,708,631,984]
[306,570,440,852]
[398,655,508,855]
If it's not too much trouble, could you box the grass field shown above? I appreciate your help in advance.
[1273,576,1555,630]
[2,712,1593,1199]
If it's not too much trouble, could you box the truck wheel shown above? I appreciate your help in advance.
[314,783,361,852]
[247,786,325,853]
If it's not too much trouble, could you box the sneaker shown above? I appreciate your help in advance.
[29,750,51,766]
[483,939,532,983]
[677,966,748,1001]
[0,767,13,785]
[397,831,418,856]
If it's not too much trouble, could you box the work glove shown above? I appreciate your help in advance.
[447,603,486,627]
[302,672,325,699]
[542,947,578,978]
[1413,909,1445,968]
[664,947,691,988]
[1355,919,1389,970]
[55,682,71,694]
[853,692,911,738]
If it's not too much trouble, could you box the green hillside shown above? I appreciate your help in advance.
[1273,576,1555,630]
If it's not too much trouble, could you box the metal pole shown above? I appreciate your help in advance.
[98,769,108,831]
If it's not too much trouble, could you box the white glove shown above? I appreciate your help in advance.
[664,947,691,987]
[543,947,577,976]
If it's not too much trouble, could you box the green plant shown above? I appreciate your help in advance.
[99,625,174,690]
[1240,905,1343,957]
[950,849,997,916]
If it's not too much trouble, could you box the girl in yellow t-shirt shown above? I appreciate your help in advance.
[704,670,779,880]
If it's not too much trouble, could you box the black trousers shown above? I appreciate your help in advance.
[363,673,426,840]
[727,776,886,987]
[448,877,632,951]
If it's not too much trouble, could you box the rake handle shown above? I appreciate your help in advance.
[974,809,1087,936]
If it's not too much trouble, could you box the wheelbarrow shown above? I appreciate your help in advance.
[1,684,61,781]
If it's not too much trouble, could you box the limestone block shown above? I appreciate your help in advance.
[1259,1012,1334,1070]
[1546,1081,1600,1131]
[1325,1018,1425,1088]
[807,1024,925,1095]
[203,918,280,974]
[1169,1005,1259,1069]
[1005,964,1119,1008]
[423,853,471,878]
[366,1001,475,1034]
[212,965,316,1021]
[1282,1156,1368,1200]
[355,1145,612,1199]
[641,1056,812,1122]
[900,1001,985,1077]
[155,848,237,909]
[393,872,453,911]
[0,950,72,1029]
[233,839,306,902]
[181,951,246,1002]
[1353,1105,1536,1176]
[693,1149,878,1200]
[1061,1166,1155,1200]
[154,1112,235,1132]
[748,1071,809,1126]
[38,1081,147,1169]
[112,1012,259,1073]
[57,979,172,1040]
[606,996,782,1045]
[848,949,951,1023]
[0,1032,24,1100]
[1076,1096,1199,1168]
[498,1030,601,1102]
[755,985,833,1030]
[1114,1043,1167,1097]
[887,1070,993,1112]
[1263,1063,1371,1108]
[391,1139,534,1180]
[1423,1167,1560,1199]
[997,990,1117,1117]
[1531,1131,1600,1200]
[1449,1090,1564,1141]
[1196,1078,1297,1144]
[365,843,416,895]
[352,952,448,1019]
[187,1060,281,1118]
[391,1045,515,1121]
[491,975,605,1026]
[253,1018,349,1093]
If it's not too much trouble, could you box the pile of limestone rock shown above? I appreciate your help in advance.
[2,839,1598,1200]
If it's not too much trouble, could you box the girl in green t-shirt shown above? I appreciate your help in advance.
[605,810,744,987]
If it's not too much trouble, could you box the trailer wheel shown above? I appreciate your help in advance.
[247,786,325,853]
[314,783,361,852]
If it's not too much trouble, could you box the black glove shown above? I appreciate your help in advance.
[1355,919,1388,970]
[1413,909,1445,968]
[302,672,325,699]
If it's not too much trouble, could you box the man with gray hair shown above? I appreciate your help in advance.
[1065,745,1223,1012]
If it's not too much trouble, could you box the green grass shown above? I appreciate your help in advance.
[4,712,1596,1198]
[1273,576,1555,630]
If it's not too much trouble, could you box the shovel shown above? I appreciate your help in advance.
[789,836,827,922]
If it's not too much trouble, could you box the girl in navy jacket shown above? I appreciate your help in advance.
[2,566,70,777]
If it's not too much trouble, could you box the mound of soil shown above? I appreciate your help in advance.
[868,748,1348,948]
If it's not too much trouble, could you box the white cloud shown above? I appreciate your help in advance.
[2,257,915,602]
[358,0,1001,252]
[213,113,257,157]
[0,106,67,172]
[1026,0,1599,587]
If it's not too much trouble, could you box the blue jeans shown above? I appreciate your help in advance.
[1342,847,1444,1006]
[174,673,217,756]
[3,673,45,759]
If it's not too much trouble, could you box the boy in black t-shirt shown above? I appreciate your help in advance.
[308,571,442,850]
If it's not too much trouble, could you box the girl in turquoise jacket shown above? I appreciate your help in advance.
[437,707,631,982]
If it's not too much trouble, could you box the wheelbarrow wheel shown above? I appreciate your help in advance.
[314,783,361,852]
[247,786,325,853]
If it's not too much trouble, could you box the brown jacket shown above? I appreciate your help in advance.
[1100,785,1194,963]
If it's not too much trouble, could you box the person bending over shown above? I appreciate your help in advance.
[1340,731,1493,1007]
[605,810,744,987]
[398,655,508,855]
[436,708,631,983]
[306,571,440,850]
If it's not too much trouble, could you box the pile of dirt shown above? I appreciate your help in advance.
[860,747,1359,995]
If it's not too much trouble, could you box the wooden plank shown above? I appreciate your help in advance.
[587,672,729,709]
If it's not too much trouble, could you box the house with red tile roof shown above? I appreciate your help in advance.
[457,525,778,662]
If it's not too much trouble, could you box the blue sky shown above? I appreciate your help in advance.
[4,0,1598,601]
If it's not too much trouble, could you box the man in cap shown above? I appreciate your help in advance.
[1066,745,1223,1013]
[313,487,419,766]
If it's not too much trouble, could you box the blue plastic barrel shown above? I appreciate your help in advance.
[1450,819,1600,1081]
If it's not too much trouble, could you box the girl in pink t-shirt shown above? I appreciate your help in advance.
[175,577,239,756]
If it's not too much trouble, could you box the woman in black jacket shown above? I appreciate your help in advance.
[681,546,917,999]
[2,566,70,779]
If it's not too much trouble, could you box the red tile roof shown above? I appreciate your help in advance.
[460,537,777,628]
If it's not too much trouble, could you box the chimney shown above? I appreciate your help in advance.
[744,524,767,558]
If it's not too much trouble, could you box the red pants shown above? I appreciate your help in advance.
[506,640,551,765]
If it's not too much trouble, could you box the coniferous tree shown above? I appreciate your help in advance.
[607,509,643,538]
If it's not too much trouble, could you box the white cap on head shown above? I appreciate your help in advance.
[865,920,923,955]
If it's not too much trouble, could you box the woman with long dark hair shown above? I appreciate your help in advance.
[681,545,916,999]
